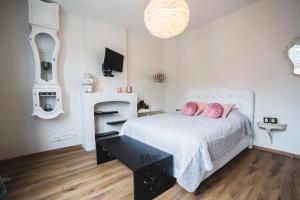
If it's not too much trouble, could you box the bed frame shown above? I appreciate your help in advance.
[187,87,254,124]
[186,87,255,180]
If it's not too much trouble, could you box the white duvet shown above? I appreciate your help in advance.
[120,111,252,192]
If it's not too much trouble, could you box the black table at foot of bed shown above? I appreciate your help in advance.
[96,135,176,200]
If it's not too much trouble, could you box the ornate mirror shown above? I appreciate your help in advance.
[287,37,300,75]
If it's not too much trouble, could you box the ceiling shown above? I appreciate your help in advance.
[53,0,259,34]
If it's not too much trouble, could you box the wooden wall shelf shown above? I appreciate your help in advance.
[107,120,127,125]
[95,131,119,139]
[94,111,118,116]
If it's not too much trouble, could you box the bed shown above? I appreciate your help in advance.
[120,87,255,192]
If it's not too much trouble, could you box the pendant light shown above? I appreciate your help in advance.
[144,0,190,39]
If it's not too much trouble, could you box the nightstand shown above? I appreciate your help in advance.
[257,122,288,143]
[138,107,162,117]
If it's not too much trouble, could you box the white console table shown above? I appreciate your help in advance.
[81,92,137,151]
[257,122,288,144]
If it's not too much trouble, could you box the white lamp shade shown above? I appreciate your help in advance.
[144,0,190,39]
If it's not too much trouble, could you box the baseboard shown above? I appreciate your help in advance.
[253,145,300,159]
[2,144,299,163]
[0,145,83,163]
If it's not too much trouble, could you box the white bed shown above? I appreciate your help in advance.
[120,87,255,192]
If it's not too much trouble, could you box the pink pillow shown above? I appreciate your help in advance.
[182,102,198,116]
[222,104,236,118]
[202,103,224,119]
[194,102,207,116]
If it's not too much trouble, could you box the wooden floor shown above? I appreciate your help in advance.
[0,147,299,200]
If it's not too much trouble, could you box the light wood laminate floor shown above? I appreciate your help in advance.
[0,147,299,200]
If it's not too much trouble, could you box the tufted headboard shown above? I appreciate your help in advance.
[187,87,255,124]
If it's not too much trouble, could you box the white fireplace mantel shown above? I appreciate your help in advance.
[81,92,137,151]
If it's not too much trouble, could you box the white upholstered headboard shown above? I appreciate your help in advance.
[187,87,255,124]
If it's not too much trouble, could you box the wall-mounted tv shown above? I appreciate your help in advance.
[102,48,124,77]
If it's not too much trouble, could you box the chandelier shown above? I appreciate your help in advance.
[144,0,190,39]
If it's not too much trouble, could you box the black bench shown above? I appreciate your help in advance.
[96,136,176,200]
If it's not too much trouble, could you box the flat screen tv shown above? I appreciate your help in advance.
[102,48,124,77]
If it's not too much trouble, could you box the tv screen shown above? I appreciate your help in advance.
[102,48,124,72]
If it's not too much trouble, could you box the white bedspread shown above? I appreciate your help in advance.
[120,111,252,192]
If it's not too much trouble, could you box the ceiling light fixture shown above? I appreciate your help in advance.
[144,0,190,39]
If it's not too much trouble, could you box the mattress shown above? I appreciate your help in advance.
[120,110,252,192]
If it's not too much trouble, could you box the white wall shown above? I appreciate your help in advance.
[83,17,128,92]
[127,32,165,109]
[164,0,300,155]
[0,0,164,160]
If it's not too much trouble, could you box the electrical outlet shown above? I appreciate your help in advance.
[51,133,79,142]
[50,135,60,142]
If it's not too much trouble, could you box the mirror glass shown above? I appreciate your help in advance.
[287,38,300,75]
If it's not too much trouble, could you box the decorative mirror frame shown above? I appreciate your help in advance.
[29,29,60,85]
[285,36,300,77]
[28,0,64,119]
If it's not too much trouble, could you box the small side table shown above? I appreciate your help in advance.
[257,122,288,143]
[138,107,162,117]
